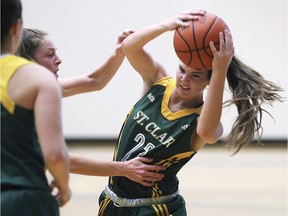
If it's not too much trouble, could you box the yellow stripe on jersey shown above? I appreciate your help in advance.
[154,76,173,86]
[0,55,32,114]
[157,151,195,168]
[152,204,161,216]
[152,203,170,216]
[154,77,202,121]
[152,183,163,198]
[98,196,111,216]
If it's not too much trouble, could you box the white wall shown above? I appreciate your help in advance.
[21,0,287,139]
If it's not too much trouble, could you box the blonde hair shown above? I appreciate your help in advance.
[16,28,48,61]
[224,55,283,155]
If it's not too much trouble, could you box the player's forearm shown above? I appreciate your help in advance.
[123,22,170,52]
[69,153,124,176]
[45,150,70,191]
[60,52,124,98]
[197,72,225,143]
[87,51,125,90]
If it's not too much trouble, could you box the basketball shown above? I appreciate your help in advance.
[173,12,229,70]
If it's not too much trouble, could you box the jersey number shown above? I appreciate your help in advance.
[121,133,155,161]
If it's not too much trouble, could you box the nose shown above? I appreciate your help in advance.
[55,54,62,65]
[181,73,189,82]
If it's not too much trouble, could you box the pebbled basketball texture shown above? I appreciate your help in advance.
[173,12,229,71]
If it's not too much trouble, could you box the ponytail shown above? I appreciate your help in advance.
[223,55,283,155]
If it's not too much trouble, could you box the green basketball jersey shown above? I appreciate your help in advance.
[109,76,202,199]
[1,55,50,191]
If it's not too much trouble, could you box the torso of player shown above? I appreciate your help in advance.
[109,77,202,199]
[1,55,49,191]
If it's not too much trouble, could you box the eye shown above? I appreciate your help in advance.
[178,65,185,73]
[190,73,202,79]
[192,74,200,78]
[47,51,55,58]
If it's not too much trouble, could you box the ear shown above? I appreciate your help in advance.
[11,19,22,37]
[10,19,23,53]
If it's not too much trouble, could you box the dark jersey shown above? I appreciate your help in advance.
[1,55,50,191]
[109,76,202,199]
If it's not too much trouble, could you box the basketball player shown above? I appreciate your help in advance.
[17,28,131,97]
[1,0,71,215]
[16,28,165,186]
[98,10,283,215]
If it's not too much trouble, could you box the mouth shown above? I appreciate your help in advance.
[180,84,190,91]
[54,68,59,78]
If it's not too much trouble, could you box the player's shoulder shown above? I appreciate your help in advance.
[154,76,174,86]
[20,63,51,75]
[19,64,58,85]
[15,64,61,96]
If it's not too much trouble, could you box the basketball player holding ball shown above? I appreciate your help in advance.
[98,9,283,216]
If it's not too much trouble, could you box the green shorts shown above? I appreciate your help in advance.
[98,191,187,216]
[1,188,59,216]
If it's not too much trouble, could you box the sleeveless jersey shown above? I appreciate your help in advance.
[109,76,202,199]
[1,55,50,191]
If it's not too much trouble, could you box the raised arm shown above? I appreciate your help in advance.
[196,30,234,144]
[69,153,165,187]
[122,10,205,94]
[59,31,133,97]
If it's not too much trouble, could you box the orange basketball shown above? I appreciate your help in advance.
[173,12,229,70]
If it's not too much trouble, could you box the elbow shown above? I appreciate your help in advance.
[122,39,129,52]
[197,130,217,144]
[69,163,78,174]
[68,154,83,174]
[86,77,104,91]
[122,43,130,56]
[45,149,69,167]
[93,83,105,91]
[197,124,223,144]
[122,39,136,56]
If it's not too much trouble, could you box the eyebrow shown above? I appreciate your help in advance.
[179,65,203,74]
[192,71,202,74]
[45,48,57,54]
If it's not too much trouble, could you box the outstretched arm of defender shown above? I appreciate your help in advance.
[70,154,165,186]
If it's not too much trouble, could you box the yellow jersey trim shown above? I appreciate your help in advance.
[1,55,33,114]
[155,77,202,121]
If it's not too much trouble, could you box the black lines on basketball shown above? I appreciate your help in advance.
[173,12,229,70]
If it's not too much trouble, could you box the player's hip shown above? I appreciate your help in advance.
[98,189,187,216]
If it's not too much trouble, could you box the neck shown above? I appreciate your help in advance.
[1,38,16,55]
[1,51,13,57]
[169,89,203,112]
[1,45,13,56]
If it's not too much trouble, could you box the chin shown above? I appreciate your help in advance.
[177,89,190,99]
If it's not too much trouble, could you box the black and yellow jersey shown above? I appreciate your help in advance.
[109,76,202,199]
[1,55,49,191]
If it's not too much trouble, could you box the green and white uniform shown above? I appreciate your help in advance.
[1,55,59,216]
[98,76,202,216]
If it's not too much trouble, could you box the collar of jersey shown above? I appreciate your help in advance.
[161,79,202,121]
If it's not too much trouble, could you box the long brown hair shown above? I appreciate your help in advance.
[16,28,48,61]
[224,55,283,155]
